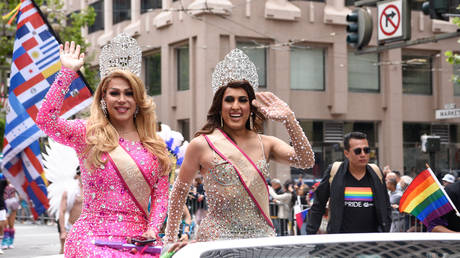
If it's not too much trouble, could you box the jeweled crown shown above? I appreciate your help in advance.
[211,49,258,94]
[99,33,142,78]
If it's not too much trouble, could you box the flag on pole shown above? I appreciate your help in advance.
[399,168,458,226]
[1,0,92,219]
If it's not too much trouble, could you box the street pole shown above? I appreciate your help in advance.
[354,31,460,55]
[429,151,436,173]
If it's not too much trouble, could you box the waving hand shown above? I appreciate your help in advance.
[59,41,84,72]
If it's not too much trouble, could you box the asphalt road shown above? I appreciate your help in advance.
[2,223,63,257]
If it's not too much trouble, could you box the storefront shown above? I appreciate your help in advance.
[293,120,379,179]
[403,123,460,178]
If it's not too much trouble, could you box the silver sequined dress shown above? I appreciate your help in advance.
[195,152,276,241]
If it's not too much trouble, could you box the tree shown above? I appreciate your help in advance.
[39,0,98,89]
[0,2,17,67]
[445,10,460,84]
[0,0,97,89]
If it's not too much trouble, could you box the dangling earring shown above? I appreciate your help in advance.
[100,99,108,117]
[250,112,254,130]
[134,106,139,119]
[220,114,224,128]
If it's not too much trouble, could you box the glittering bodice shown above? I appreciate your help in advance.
[80,139,159,227]
[196,153,275,241]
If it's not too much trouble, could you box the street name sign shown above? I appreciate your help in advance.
[435,108,460,120]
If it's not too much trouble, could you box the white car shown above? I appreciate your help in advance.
[174,233,460,257]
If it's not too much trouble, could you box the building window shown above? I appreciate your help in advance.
[402,55,432,95]
[237,41,267,88]
[113,0,131,24]
[290,47,325,91]
[410,1,423,11]
[177,45,189,91]
[454,62,460,96]
[449,124,460,172]
[402,123,457,177]
[178,119,190,141]
[345,0,357,6]
[144,52,161,96]
[348,52,379,92]
[293,120,377,179]
[88,1,104,33]
[403,123,431,177]
[141,0,162,13]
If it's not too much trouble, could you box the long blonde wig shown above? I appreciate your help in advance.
[84,70,170,176]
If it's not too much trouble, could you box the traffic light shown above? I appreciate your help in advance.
[346,8,373,49]
[422,0,449,21]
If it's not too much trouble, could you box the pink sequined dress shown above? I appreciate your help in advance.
[36,68,168,257]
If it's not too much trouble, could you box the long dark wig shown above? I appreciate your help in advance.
[194,80,265,137]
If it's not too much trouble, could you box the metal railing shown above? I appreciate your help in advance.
[290,205,426,234]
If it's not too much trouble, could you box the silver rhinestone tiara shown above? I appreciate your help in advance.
[99,33,142,78]
[211,49,258,94]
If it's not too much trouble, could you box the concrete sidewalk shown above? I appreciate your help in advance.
[2,223,61,257]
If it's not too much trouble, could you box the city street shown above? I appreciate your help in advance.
[1,0,460,257]
[2,223,62,257]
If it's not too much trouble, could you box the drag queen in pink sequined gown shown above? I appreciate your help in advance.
[36,37,170,257]
[164,49,315,250]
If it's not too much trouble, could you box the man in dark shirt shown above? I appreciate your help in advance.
[306,132,391,234]
[340,168,379,233]
[428,180,460,232]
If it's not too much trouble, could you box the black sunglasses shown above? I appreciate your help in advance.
[353,147,370,155]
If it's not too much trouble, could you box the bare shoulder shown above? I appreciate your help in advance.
[185,135,210,158]
[188,135,208,150]
[180,135,211,175]
[258,134,279,154]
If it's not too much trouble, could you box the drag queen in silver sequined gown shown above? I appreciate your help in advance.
[164,49,315,246]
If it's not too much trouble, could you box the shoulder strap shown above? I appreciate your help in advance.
[328,162,383,184]
[329,162,342,184]
[257,134,268,162]
[368,163,383,183]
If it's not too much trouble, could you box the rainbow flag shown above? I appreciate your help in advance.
[399,168,455,226]
[295,208,309,230]
[344,187,373,201]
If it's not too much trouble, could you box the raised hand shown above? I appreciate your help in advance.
[253,91,315,169]
[252,92,294,123]
[59,41,84,72]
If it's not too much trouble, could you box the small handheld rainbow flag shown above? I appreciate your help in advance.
[399,167,460,226]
